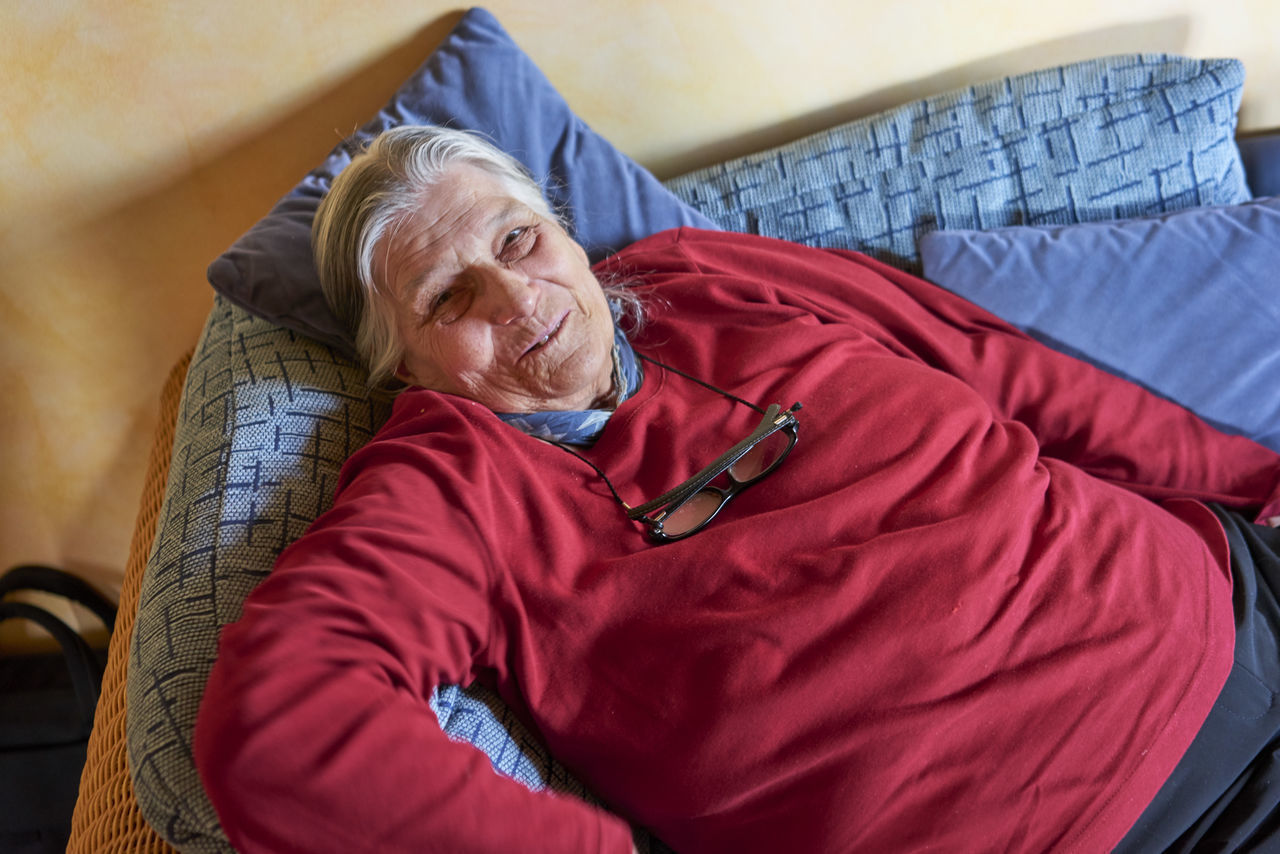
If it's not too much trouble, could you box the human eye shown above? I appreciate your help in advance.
[428,285,471,323]
[497,225,537,264]
[415,282,466,326]
[431,287,456,312]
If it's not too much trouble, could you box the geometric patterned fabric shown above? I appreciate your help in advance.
[128,53,1250,852]
[665,55,1250,270]
[127,299,390,852]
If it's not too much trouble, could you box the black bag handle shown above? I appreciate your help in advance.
[0,600,102,728]
[0,564,117,633]
[0,565,117,732]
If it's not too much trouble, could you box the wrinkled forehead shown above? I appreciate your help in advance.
[374,164,539,290]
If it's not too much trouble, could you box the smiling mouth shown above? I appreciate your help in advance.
[521,313,568,359]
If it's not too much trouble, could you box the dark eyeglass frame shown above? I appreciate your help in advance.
[625,401,801,541]
[551,353,803,543]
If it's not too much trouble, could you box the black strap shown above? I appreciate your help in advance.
[0,565,116,632]
[0,565,117,733]
[0,601,102,728]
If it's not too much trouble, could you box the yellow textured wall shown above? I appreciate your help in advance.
[1,0,1276,622]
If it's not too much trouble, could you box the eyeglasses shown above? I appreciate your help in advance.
[625,400,801,541]
[554,353,802,543]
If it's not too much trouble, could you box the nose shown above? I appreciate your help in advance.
[472,264,537,325]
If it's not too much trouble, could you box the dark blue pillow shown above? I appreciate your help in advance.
[206,7,714,355]
[1240,132,1280,198]
[919,196,1280,451]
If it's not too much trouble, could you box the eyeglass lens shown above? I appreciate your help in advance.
[660,428,794,537]
[663,491,725,537]
[729,428,793,480]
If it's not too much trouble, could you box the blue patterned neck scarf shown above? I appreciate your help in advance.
[497,324,642,445]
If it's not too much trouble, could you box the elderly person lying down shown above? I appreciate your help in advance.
[194,126,1280,854]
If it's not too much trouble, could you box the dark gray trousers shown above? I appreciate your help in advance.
[1115,506,1280,853]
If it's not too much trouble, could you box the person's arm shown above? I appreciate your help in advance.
[668,230,1280,518]
[193,450,634,854]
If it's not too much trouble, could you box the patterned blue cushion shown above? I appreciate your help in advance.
[128,52,1253,853]
[128,300,387,851]
[665,54,1250,269]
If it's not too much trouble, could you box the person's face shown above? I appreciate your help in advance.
[376,164,616,413]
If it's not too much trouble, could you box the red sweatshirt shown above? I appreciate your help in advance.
[195,228,1280,853]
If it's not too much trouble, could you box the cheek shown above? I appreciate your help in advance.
[402,326,489,389]
[585,286,615,338]
[590,298,615,343]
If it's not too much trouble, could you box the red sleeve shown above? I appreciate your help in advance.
[193,446,634,854]
[664,229,1280,520]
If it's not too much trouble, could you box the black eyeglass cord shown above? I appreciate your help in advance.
[539,351,797,511]
[632,352,767,415]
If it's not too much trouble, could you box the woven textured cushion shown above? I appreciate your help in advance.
[665,54,1250,270]
[128,303,386,852]
[206,7,713,356]
[919,195,1280,451]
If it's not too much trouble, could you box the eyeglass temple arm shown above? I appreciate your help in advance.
[627,402,801,520]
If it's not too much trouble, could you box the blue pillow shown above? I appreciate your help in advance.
[666,55,1251,272]
[206,7,714,355]
[919,196,1280,451]
[1239,132,1280,198]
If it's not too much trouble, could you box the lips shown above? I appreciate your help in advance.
[519,311,569,360]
